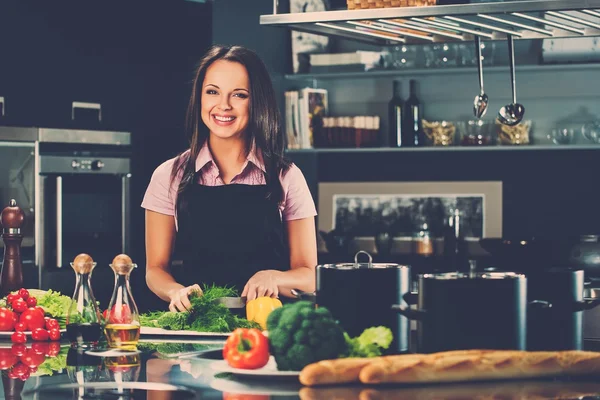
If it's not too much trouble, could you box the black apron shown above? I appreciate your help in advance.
[174,175,289,295]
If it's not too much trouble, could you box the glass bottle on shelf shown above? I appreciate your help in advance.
[66,253,103,348]
[404,79,423,146]
[388,80,408,147]
[105,254,140,350]
[414,216,434,257]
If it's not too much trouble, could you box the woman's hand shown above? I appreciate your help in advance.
[242,270,281,301]
[167,284,202,312]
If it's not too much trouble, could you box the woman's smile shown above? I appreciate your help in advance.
[212,114,236,126]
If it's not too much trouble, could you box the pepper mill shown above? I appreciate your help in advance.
[0,199,25,297]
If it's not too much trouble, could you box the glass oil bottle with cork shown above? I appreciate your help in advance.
[66,253,103,348]
[104,254,140,349]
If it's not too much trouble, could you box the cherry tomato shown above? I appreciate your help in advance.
[0,348,17,370]
[12,362,28,377]
[6,293,18,304]
[19,370,30,381]
[34,307,45,318]
[45,319,59,331]
[14,322,26,332]
[0,307,15,331]
[46,341,60,357]
[26,297,36,308]
[31,342,49,356]
[102,309,108,320]
[7,369,17,379]
[12,312,19,326]
[48,328,61,341]
[12,299,27,314]
[18,289,29,301]
[20,308,45,331]
[19,349,46,368]
[31,328,49,341]
[11,332,26,344]
[11,344,26,357]
[29,366,37,373]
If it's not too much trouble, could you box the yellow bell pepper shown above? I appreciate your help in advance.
[246,297,282,330]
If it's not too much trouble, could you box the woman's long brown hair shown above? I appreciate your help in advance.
[171,45,291,215]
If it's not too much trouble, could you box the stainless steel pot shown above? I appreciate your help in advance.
[394,271,530,353]
[314,251,412,354]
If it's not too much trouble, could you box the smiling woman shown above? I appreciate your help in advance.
[141,45,318,313]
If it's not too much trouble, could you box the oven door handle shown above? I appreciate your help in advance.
[56,176,63,268]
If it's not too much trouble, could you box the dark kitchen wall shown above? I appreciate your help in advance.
[0,1,212,311]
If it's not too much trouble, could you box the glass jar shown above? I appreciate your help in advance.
[414,221,434,256]
[66,254,103,348]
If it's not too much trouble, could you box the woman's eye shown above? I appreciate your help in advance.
[206,89,218,95]
[234,93,249,99]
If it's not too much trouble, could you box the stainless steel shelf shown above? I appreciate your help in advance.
[285,144,600,153]
[261,0,600,45]
[284,62,600,80]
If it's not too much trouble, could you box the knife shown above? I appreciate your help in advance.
[214,296,247,309]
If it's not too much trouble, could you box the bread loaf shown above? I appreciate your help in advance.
[359,350,600,384]
[299,358,373,386]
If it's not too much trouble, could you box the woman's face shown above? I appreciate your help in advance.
[201,60,250,141]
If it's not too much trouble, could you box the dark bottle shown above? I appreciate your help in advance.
[0,199,25,298]
[443,209,470,273]
[388,80,409,147]
[403,79,423,146]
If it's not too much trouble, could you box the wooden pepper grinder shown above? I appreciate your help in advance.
[0,199,24,297]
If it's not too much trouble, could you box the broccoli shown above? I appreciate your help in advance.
[266,301,348,371]
[343,326,394,358]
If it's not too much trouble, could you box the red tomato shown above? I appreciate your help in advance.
[46,341,60,357]
[31,328,49,341]
[12,312,19,326]
[19,349,46,368]
[12,362,28,377]
[19,370,30,381]
[11,332,26,344]
[12,299,27,314]
[7,369,17,379]
[34,307,45,318]
[0,349,17,370]
[20,308,45,331]
[6,294,18,304]
[17,289,29,301]
[48,329,61,341]
[31,342,48,356]
[29,366,37,373]
[14,322,26,332]
[26,297,36,308]
[0,307,15,331]
[11,344,26,357]
[45,319,59,330]
[108,304,132,324]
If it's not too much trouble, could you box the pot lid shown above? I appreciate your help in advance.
[422,271,525,280]
[318,251,410,270]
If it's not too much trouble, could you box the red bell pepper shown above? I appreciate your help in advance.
[222,328,269,370]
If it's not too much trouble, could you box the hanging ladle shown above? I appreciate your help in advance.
[498,34,525,126]
[473,35,488,119]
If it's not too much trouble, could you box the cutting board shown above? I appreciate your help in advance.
[140,326,231,338]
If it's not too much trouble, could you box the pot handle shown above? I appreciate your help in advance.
[572,298,600,312]
[402,291,419,305]
[291,288,316,301]
[391,304,426,320]
[528,300,553,309]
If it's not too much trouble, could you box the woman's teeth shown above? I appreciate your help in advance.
[214,115,235,122]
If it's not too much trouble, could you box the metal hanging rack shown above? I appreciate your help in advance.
[261,0,600,45]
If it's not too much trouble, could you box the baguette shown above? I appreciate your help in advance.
[359,349,600,384]
[299,357,373,386]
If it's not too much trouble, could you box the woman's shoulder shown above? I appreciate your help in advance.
[150,150,190,182]
[279,163,307,186]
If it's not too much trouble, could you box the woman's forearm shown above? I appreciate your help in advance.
[146,267,185,302]
[273,267,316,298]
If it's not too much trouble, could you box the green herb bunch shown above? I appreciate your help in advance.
[140,284,260,333]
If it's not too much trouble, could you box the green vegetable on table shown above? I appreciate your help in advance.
[140,284,260,333]
[266,300,348,371]
[343,326,393,358]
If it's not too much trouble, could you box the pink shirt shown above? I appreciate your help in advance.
[141,142,317,229]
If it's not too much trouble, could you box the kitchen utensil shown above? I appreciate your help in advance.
[527,268,600,351]
[498,35,525,126]
[316,251,411,354]
[214,296,247,309]
[473,35,489,119]
[393,272,529,353]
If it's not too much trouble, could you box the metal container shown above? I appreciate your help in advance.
[395,271,528,354]
[316,251,411,354]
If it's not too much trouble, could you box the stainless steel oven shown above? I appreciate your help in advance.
[0,126,131,289]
